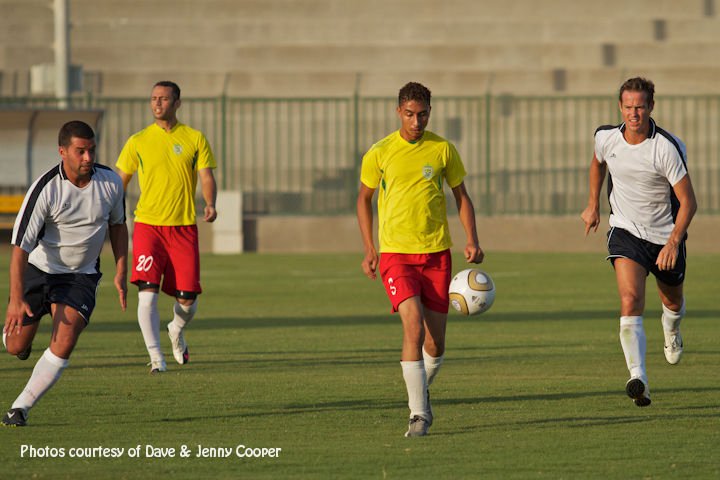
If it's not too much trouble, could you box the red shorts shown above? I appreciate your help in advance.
[131,222,202,296]
[378,250,452,314]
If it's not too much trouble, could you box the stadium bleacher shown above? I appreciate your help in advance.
[1,0,719,97]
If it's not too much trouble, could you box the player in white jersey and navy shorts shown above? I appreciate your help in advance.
[1,121,128,427]
[581,77,697,407]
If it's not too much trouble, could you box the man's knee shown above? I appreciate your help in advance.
[176,290,197,306]
[4,324,37,356]
[5,342,25,357]
[619,291,644,314]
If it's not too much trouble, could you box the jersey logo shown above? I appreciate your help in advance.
[173,144,183,155]
[609,152,617,158]
[422,165,434,180]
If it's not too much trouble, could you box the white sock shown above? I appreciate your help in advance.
[661,300,685,335]
[422,348,444,386]
[138,291,163,363]
[169,300,197,332]
[619,316,646,380]
[11,348,69,413]
[400,360,429,420]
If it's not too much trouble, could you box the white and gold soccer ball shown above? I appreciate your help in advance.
[449,269,495,315]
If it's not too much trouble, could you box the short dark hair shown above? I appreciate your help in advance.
[619,77,655,105]
[153,80,181,101]
[398,82,431,107]
[58,120,95,147]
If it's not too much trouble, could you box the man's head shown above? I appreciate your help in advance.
[58,120,96,179]
[58,120,94,148]
[397,82,431,142]
[151,80,181,123]
[618,77,654,106]
[618,77,655,137]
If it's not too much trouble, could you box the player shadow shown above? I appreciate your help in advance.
[464,308,720,323]
[428,416,650,437]
[29,307,719,334]
[82,315,395,333]
[106,384,720,426]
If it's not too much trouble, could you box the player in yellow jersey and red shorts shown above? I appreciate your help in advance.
[116,81,217,374]
[357,82,485,437]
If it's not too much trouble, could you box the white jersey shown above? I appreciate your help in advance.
[594,119,688,245]
[11,162,126,274]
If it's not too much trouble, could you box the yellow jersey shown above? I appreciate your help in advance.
[116,122,216,226]
[360,130,467,253]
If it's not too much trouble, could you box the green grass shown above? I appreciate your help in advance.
[0,249,718,479]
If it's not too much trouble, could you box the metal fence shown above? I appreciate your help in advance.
[1,94,718,215]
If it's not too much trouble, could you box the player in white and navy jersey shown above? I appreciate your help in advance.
[1,121,128,427]
[581,77,697,407]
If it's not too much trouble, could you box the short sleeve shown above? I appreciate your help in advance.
[444,142,467,189]
[360,147,382,189]
[12,185,49,253]
[594,130,607,164]
[109,179,126,226]
[659,138,688,187]
[196,133,217,170]
[116,136,139,175]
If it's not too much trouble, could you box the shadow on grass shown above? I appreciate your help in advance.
[82,309,720,333]
[114,385,720,426]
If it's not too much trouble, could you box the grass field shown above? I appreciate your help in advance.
[0,249,718,479]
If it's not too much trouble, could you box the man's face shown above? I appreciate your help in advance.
[397,100,430,142]
[619,90,653,136]
[60,136,96,179]
[150,85,180,122]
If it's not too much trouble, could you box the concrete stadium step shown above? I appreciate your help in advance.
[40,63,720,98]
[0,22,53,47]
[67,19,667,47]
[71,43,612,72]
[0,1,50,22]
[0,46,52,70]
[68,0,711,21]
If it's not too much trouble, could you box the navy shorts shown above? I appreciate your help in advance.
[606,227,686,286]
[21,264,102,326]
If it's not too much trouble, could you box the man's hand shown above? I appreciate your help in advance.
[465,243,484,264]
[581,205,600,236]
[114,272,127,311]
[204,205,217,223]
[656,241,679,271]
[361,248,378,280]
[4,297,33,336]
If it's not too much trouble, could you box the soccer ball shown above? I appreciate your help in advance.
[449,269,495,315]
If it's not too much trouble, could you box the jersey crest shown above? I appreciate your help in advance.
[422,165,434,180]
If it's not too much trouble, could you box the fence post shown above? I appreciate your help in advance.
[484,92,492,216]
[220,93,227,190]
[353,84,361,194]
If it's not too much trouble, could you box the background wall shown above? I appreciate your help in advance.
[192,214,720,254]
[2,0,720,98]
[2,0,718,253]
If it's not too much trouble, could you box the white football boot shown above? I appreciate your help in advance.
[664,331,683,365]
[167,324,189,365]
[625,377,651,407]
